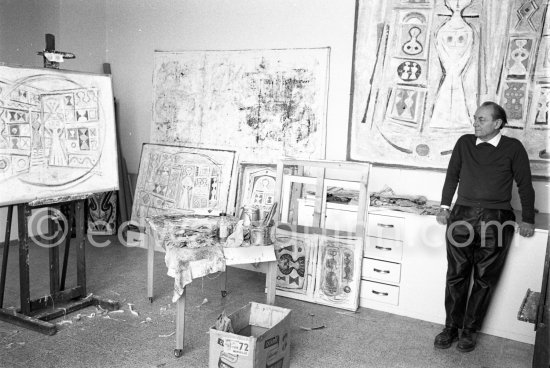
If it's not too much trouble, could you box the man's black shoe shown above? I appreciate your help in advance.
[457,329,477,352]
[434,327,458,349]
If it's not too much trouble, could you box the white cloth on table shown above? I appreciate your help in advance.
[164,245,226,303]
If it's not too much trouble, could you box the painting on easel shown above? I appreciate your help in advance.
[131,144,237,227]
[151,48,330,163]
[0,64,118,206]
[349,0,549,176]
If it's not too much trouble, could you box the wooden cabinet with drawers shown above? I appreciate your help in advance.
[361,208,549,345]
[361,212,405,308]
[292,186,549,344]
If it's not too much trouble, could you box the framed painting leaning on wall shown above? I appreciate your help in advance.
[130,144,238,228]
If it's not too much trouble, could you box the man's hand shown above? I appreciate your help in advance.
[518,222,535,237]
[436,208,450,225]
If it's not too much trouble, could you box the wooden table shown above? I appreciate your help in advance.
[145,227,277,357]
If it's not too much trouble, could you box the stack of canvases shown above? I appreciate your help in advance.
[130,46,373,315]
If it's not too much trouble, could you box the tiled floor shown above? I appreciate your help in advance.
[0,236,535,367]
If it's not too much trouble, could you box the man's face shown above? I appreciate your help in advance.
[473,105,501,141]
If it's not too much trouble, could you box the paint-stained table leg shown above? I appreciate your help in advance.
[266,260,277,305]
[147,229,154,303]
[220,270,227,297]
[174,287,186,357]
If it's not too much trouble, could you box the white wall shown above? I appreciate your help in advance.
[0,0,62,240]
[0,0,548,244]
[57,0,107,74]
[0,0,60,68]
[104,0,356,173]
[0,0,106,240]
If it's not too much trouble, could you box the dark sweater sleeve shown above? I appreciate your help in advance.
[441,137,462,207]
[512,141,535,224]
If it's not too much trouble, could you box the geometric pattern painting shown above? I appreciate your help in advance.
[349,0,549,176]
[236,165,277,221]
[274,227,318,300]
[151,48,330,163]
[87,191,117,235]
[498,0,550,175]
[0,64,118,206]
[274,228,363,311]
[130,144,237,227]
[313,234,362,311]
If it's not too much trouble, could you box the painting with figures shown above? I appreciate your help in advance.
[131,144,237,227]
[151,48,330,163]
[274,227,318,300]
[0,64,118,206]
[237,165,277,221]
[313,234,362,311]
[236,164,297,220]
[349,0,549,176]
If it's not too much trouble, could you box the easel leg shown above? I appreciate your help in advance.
[0,199,119,336]
[266,261,277,305]
[17,204,30,315]
[220,269,227,297]
[174,287,186,357]
[48,207,60,295]
[0,205,14,307]
[75,200,86,295]
[60,202,74,291]
[147,229,154,302]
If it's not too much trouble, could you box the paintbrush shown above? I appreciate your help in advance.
[262,202,277,226]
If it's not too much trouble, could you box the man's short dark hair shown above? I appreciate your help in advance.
[481,101,507,129]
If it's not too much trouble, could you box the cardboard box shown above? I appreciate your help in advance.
[209,302,291,368]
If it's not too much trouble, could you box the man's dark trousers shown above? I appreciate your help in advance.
[444,204,516,331]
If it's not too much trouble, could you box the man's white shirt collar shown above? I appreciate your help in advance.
[476,132,501,147]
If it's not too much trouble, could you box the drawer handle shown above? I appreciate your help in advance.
[377,223,394,228]
[373,268,390,274]
[372,290,389,296]
[375,245,392,251]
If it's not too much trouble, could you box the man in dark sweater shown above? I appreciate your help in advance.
[433,101,535,352]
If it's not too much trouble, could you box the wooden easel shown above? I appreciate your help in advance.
[0,199,119,335]
[0,34,119,334]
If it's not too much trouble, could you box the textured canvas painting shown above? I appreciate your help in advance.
[236,165,277,220]
[274,227,318,299]
[349,0,549,176]
[313,234,362,311]
[87,191,117,235]
[151,48,330,163]
[0,64,118,206]
[131,144,237,227]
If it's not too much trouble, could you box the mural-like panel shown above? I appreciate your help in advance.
[0,64,118,206]
[151,48,330,163]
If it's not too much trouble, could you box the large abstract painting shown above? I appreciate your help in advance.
[151,48,330,163]
[0,64,118,206]
[349,0,550,176]
[131,144,237,227]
